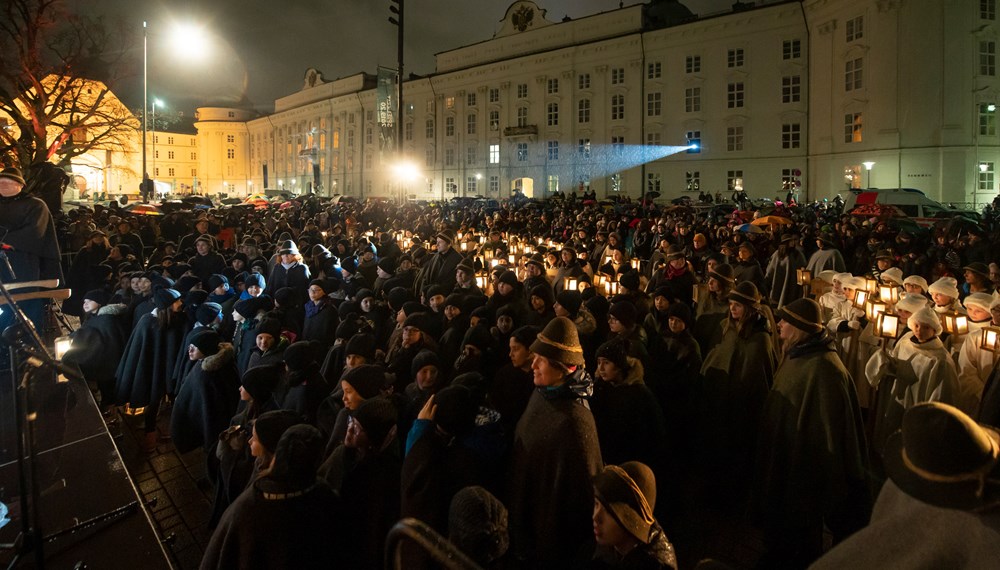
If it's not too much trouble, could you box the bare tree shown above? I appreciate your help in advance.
[0,0,136,170]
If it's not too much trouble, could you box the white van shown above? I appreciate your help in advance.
[841,188,951,227]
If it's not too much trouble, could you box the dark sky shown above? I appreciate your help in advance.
[81,0,731,118]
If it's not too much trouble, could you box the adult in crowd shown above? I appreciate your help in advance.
[753,298,870,568]
[507,317,603,568]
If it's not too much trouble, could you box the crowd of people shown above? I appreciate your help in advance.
[41,181,1000,569]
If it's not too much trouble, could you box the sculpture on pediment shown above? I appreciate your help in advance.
[303,68,325,90]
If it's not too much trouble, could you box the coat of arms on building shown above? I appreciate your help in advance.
[512,5,535,32]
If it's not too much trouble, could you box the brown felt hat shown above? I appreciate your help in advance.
[884,402,1000,511]
[529,316,585,367]
[776,298,824,333]
[727,281,760,307]
[593,462,657,544]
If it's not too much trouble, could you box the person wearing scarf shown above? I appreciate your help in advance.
[507,316,603,568]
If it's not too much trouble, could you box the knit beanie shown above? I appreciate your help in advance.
[462,325,493,352]
[555,290,583,318]
[529,284,554,306]
[256,318,281,339]
[190,328,221,356]
[609,300,638,329]
[411,349,440,377]
[387,287,412,311]
[529,316,585,367]
[619,270,640,292]
[84,289,111,306]
[341,364,387,399]
[929,277,959,300]
[445,293,466,310]
[345,332,377,361]
[341,256,359,274]
[596,339,630,375]
[433,385,477,437]
[377,257,397,274]
[196,302,223,326]
[241,363,282,402]
[497,270,519,287]
[153,287,181,310]
[265,424,325,491]
[244,273,265,290]
[448,487,509,565]
[351,397,398,449]
[252,409,304,454]
[274,287,299,308]
[666,302,693,330]
[593,462,657,544]
[206,274,229,291]
[234,295,274,319]
[510,325,541,349]
[308,278,331,294]
[282,341,316,371]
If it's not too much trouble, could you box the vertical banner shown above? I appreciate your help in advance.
[377,66,398,156]
[312,162,321,193]
[262,163,269,190]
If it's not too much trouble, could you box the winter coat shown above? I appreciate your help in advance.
[170,343,240,454]
[63,303,129,402]
[697,314,777,501]
[301,299,340,350]
[264,262,311,297]
[810,480,1000,570]
[590,359,668,471]
[764,248,806,308]
[507,370,603,568]
[413,247,463,293]
[318,444,402,570]
[200,480,341,570]
[753,332,871,561]
[116,309,189,407]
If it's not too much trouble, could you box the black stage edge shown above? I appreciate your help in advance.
[0,365,173,569]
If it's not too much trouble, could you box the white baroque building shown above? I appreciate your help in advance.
[198,0,1000,206]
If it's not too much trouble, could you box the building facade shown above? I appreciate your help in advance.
[193,0,999,206]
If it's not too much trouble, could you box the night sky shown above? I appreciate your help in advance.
[79,0,731,118]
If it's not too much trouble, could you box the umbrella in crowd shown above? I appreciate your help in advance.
[751,215,793,226]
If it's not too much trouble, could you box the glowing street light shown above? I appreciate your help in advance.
[862,161,875,188]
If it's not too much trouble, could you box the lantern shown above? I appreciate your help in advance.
[593,273,605,288]
[865,299,887,322]
[54,335,73,360]
[853,289,869,310]
[630,259,641,271]
[879,284,899,304]
[460,242,468,252]
[981,327,1000,352]
[475,276,486,289]
[941,312,969,335]
[796,268,813,286]
[564,277,578,291]
[865,277,879,293]
[508,254,516,265]
[875,313,901,339]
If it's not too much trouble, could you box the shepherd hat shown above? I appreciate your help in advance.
[904,275,929,292]
[884,402,1000,511]
[907,306,943,336]
[593,462,658,544]
[881,267,904,286]
[529,316,585,367]
[776,298,824,334]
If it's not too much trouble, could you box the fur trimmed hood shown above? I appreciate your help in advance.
[201,342,235,372]
[97,303,129,316]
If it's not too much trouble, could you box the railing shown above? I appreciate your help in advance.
[384,518,483,570]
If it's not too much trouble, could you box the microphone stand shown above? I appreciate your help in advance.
[0,250,137,570]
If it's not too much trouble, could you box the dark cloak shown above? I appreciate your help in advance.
[170,344,240,454]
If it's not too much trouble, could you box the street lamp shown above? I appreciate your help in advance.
[862,161,875,188]
[151,97,163,193]
[142,20,209,202]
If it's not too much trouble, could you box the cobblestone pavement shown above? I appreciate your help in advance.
[110,405,211,570]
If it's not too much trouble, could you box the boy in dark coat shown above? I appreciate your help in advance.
[170,330,240,454]
[63,290,128,412]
